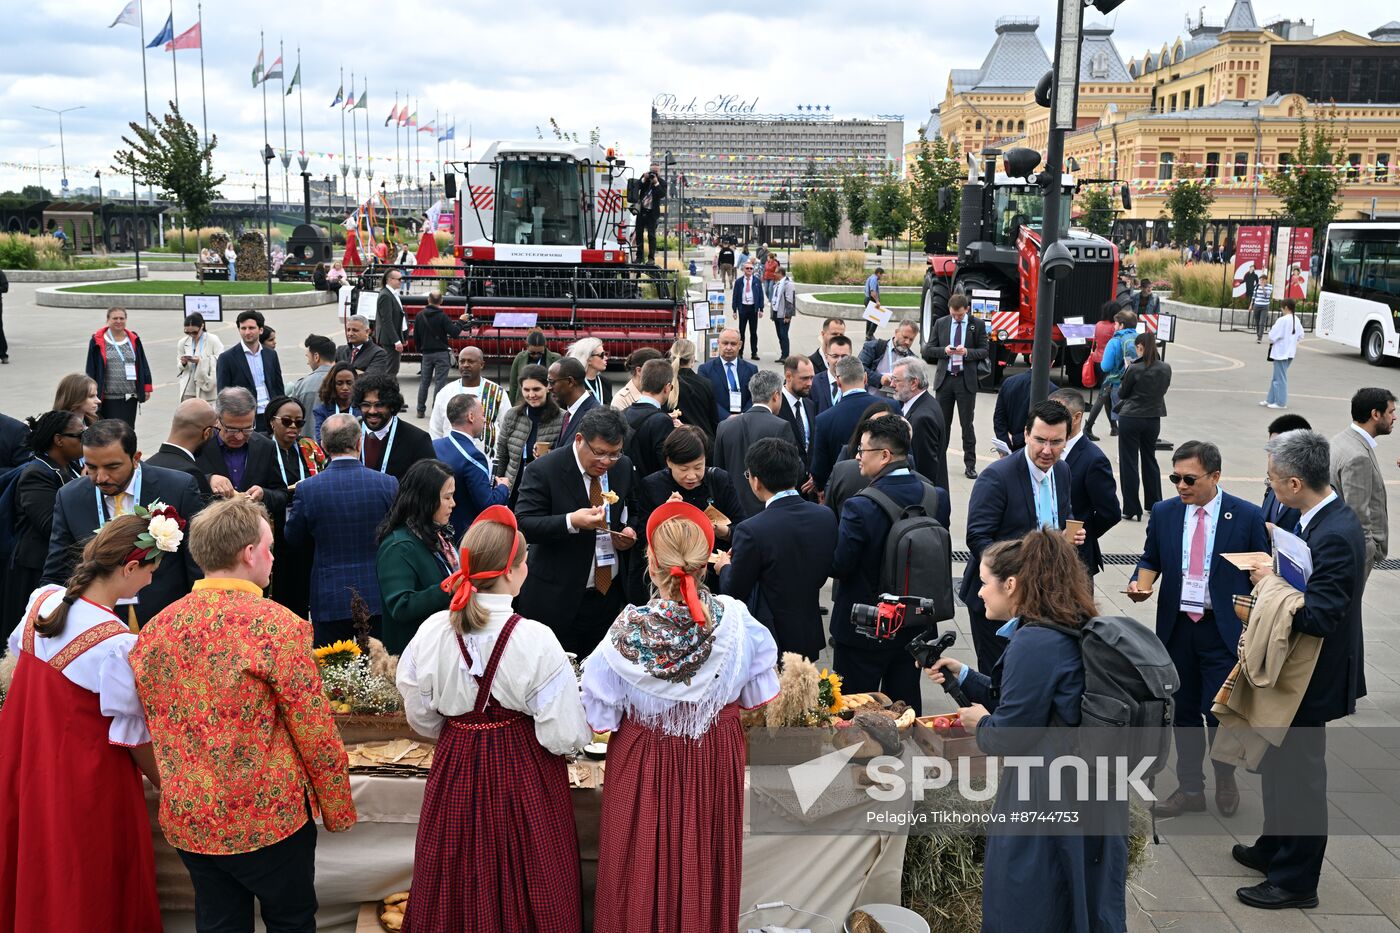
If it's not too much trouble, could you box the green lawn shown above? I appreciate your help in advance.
[816,291,922,307]
[59,281,314,295]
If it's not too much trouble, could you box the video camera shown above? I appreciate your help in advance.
[850,594,937,641]
[906,627,971,707]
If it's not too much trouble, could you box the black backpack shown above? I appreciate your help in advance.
[1028,616,1178,780]
[856,484,954,623]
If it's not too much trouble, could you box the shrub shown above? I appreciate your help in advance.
[790,249,925,286]
[0,233,40,269]
[165,225,228,252]
[0,233,114,271]
[1165,263,1233,307]
[432,231,453,254]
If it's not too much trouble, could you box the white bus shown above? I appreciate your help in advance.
[1316,222,1400,365]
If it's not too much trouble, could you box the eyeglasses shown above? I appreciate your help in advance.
[274,416,306,429]
[854,446,891,457]
[360,400,390,410]
[218,423,255,436]
[584,441,623,463]
[1029,435,1067,449]
[1169,472,1211,486]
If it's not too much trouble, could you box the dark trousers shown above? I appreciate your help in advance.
[1165,611,1236,794]
[1253,721,1327,893]
[560,584,625,657]
[178,816,318,933]
[1116,415,1162,518]
[737,305,759,354]
[100,396,140,428]
[312,614,382,647]
[967,602,1007,674]
[833,626,924,715]
[773,318,791,360]
[1085,376,1118,431]
[416,350,452,414]
[0,303,7,359]
[635,212,659,263]
[936,378,978,470]
[865,318,877,340]
[383,346,401,379]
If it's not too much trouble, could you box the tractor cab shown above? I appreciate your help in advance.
[991,184,1070,247]
[492,157,587,247]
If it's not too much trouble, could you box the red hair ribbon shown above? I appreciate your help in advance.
[646,501,715,625]
[440,505,520,612]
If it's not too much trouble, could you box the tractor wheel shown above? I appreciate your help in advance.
[920,273,950,336]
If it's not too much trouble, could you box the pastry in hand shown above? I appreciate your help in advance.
[600,490,619,505]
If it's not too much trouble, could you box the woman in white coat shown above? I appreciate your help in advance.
[175,312,223,403]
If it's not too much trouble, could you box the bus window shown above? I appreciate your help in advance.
[1324,234,1362,291]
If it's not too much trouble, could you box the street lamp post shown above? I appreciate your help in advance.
[131,171,142,281]
[36,145,55,198]
[663,151,677,271]
[262,144,275,296]
[32,105,85,198]
[324,174,335,246]
[95,170,105,252]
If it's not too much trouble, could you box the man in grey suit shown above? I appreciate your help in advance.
[1330,387,1394,580]
[374,268,406,377]
[713,369,799,519]
[923,293,989,479]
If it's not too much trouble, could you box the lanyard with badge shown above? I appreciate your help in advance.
[109,334,138,383]
[447,432,492,480]
[594,470,616,570]
[277,443,307,487]
[1179,507,1212,616]
[360,418,399,473]
[96,468,143,605]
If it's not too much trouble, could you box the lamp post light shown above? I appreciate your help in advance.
[428,172,436,219]
[32,105,85,197]
[95,170,106,252]
[262,144,275,296]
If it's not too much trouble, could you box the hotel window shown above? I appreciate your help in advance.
[1205,152,1220,178]
[1159,153,1174,180]
[1196,87,1205,107]
[1169,94,1177,112]
[1379,153,1390,183]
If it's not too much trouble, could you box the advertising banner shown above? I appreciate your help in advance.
[1232,226,1272,298]
[1272,227,1314,300]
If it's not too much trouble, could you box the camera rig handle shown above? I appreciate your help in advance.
[906,629,971,707]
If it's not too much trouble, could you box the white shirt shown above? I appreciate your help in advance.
[8,588,149,746]
[1298,490,1338,533]
[103,465,142,521]
[367,420,393,441]
[1350,423,1379,450]
[1267,313,1302,361]
[781,387,810,440]
[395,594,590,757]
[1061,431,1083,461]
[1180,489,1224,609]
[900,389,928,417]
[429,378,508,448]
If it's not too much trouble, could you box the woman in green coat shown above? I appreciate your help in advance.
[375,459,460,654]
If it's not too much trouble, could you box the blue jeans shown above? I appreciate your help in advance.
[1266,358,1291,406]
[228,260,237,282]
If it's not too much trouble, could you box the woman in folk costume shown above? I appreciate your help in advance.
[582,501,780,932]
[0,507,184,933]
[396,505,591,933]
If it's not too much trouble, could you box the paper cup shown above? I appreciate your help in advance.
[1064,519,1084,541]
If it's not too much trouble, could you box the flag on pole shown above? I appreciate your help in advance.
[109,1,139,27]
[385,105,399,127]
[353,94,367,111]
[398,107,410,127]
[263,55,283,82]
[438,125,455,142]
[419,123,435,135]
[251,49,264,87]
[330,84,344,107]
[343,91,355,110]
[285,63,300,95]
[164,22,201,51]
[407,111,418,127]
[147,14,174,48]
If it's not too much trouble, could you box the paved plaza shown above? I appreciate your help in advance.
[2,268,1398,930]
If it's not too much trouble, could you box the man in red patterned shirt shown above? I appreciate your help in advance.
[130,496,356,932]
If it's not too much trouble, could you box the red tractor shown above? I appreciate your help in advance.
[919,147,1132,388]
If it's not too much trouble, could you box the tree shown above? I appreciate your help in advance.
[1076,186,1114,238]
[867,170,911,242]
[842,172,870,238]
[113,102,223,228]
[908,129,963,247]
[765,182,795,213]
[1163,164,1214,247]
[1267,112,1346,233]
[806,188,842,248]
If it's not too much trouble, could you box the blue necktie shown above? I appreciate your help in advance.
[1293,521,1303,537]
[1036,475,1056,528]
[726,362,738,392]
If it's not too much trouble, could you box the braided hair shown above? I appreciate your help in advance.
[34,515,149,638]
[25,410,81,456]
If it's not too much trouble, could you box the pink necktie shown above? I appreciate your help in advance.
[1187,508,1207,622]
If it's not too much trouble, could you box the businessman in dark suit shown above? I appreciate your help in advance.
[697,328,758,423]
[716,437,836,660]
[1262,413,1311,531]
[548,357,600,451]
[994,370,1059,452]
[731,259,765,359]
[433,394,510,539]
[1235,429,1367,910]
[352,373,436,481]
[43,419,205,627]
[215,310,285,431]
[285,413,399,644]
[962,401,1078,670]
[890,357,949,491]
[811,356,895,492]
[335,315,390,377]
[1050,389,1120,583]
[194,388,289,518]
[143,398,217,500]
[713,370,799,519]
[778,355,819,493]
[374,268,406,377]
[811,334,854,418]
[924,293,988,478]
[1129,441,1270,819]
[516,407,642,656]
[810,316,846,376]
[621,359,677,480]
[858,320,921,392]
[0,411,28,471]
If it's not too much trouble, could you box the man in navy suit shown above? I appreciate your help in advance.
[1129,441,1269,819]
[962,400,1079,671]
[778,355,819,493]
[809,317,846,377]
[1262,413,1310,531]
[830,416,941,712]
[697,329,757,423]
[215,311,284,431]
[731,258,765,360]
[432,394,509,539]
[715,437,836,660]
[713,370,799,519]
[811,334,853,418]
[994,370,1059,452]
[285,413,399,645]
[1050,389,1120,584]
[1233,429,1367,911]
[548,357,599,450]
[811,356,895,492]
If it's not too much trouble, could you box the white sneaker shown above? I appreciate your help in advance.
[1258,400,1270,406]
[1266,403,1286,409]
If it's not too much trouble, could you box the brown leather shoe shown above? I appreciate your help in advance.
[1152,789,1207,818]
[1216,772,1240,817]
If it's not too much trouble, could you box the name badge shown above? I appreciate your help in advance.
[117,595,139,606]
[1180,575,1207,615]
[728,390,743,413]
[595,531,617,567]
[124,363,138,381]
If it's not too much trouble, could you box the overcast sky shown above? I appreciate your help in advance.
[2,0,1392,199]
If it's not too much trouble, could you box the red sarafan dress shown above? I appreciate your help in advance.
[581,593,779,933]
[0,589,161,933]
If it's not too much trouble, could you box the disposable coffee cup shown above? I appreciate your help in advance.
[533,441,551,459]
[1064,520,1084,541]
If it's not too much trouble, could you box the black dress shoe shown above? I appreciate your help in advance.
[1236,881,1318,910]
[1151,789,1206,818]
[964,466,979,479]
[751,352,760,361]
[1216,772,1240,817]
[1231,844,1269,874]
[1083,430,1101,442]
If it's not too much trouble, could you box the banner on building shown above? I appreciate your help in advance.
[1232,226,1272,298]
[1272,226,1314,300]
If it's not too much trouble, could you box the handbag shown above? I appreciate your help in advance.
[1081,358,1098,388]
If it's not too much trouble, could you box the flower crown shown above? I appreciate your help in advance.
[125,501,186,565]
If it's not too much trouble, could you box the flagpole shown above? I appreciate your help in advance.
[168,0,179,113]
[197,2,208,153]
[278,39,289,210]
[350,70,361,235]
[339,65,349,222]
[363,76,373,228]
[138,0,151,134]
[295,46,306,180]
[414,97,421,209]
[435,108,441,186]
[394,90,401,197]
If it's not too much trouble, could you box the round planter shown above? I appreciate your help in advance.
[2,265,133,283]
[36,282,334,312]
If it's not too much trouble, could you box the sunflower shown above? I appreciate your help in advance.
[817,668,844,714]
[314,639,363,667]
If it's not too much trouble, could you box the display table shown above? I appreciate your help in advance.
[150,764,906,932]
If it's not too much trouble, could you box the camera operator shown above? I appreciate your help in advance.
[633,162,666,264]
[831,415,938,711]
